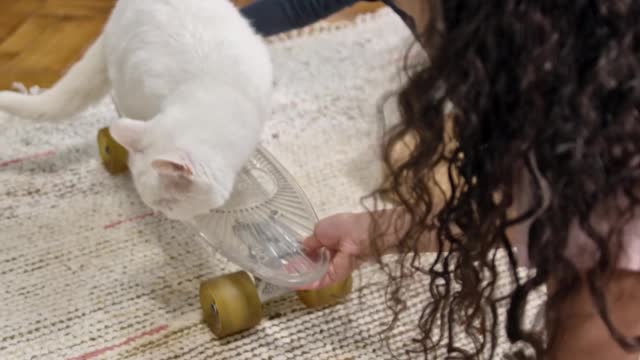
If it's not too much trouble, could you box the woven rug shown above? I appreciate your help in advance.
[0,8,544,360]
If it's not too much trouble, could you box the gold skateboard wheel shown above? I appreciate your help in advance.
[97,127,129,174]
[199,271,263,338]
[296,275,353,308]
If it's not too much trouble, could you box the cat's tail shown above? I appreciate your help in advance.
[0,35,110,121]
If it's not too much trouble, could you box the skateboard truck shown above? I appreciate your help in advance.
[97,127,352,338]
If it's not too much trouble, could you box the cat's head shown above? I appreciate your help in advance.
[109,118,234,221]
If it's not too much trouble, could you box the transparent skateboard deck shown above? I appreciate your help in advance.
[189,146,329,288]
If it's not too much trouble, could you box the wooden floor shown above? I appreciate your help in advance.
[0,0,383,90]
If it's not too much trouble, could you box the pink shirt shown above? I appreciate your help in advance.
[507,158,640,271]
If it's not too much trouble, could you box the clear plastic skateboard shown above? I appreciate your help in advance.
[97,127,352,338]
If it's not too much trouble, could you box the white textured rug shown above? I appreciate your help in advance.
[0,8,542,360]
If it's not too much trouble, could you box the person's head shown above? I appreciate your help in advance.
[373,0,640,357]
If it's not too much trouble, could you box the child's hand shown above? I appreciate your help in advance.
[301,212,372,290]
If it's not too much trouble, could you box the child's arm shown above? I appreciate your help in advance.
[240,0,419,37]
[240,0,361,36]
[301,208,442,289]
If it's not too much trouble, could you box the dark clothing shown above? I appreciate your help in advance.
[240,0,415,37]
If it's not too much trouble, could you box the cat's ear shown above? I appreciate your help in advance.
[151,152,194,178]
[109,118,148,152]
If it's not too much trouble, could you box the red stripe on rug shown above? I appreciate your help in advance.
[0,150,56,168]
[104,212,155,230]
[66,324,169,360]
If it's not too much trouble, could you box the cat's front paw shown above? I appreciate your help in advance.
[11,82,42,95]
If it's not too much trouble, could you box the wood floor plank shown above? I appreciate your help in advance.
[0,15,105,89]
[0,0,383,90]
[41,0,115,17]
[0,66,59,90]
[0,0,46,40]
[0,15,61,56]
[0,0,46,15]
[328,2,384,22]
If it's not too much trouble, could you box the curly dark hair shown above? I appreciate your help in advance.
[371,0,640,358]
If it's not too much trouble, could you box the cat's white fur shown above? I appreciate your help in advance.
[0,0,273,221]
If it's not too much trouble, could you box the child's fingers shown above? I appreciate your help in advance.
[299,252,355,290]
[302,234,323,253]
[326,252,356,285]
[302,223,343,253]
[303,214,352,252]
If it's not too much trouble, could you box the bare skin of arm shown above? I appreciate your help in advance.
[301,2,640,357]
[303,207,640,359]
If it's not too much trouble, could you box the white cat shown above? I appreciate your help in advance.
[0,0,273,221]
